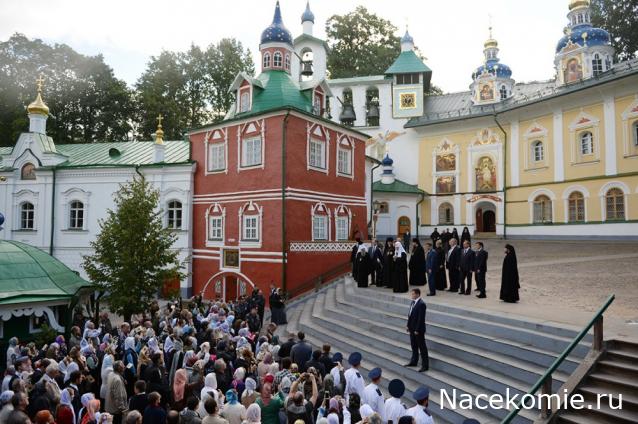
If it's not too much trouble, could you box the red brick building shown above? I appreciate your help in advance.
[189,2,368,300]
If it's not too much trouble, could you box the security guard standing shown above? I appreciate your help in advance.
[344,352,365,402]
[329,352,344,389]
[384,379,407,424]
[407,386,434,424]
[363,367,385,418]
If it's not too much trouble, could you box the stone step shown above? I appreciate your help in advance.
[299,294,533,423]
[597,360,638,379]
[324,286,569,392]
[555,411,618,424]
[609,339,638,356]
[358,281,589,342]
[343,281,591,358]
[578,385,638,409]
[588,372,638,394]
[606,348,638,366]
[300,291,535,424]
[569,393,638,424]
[336,283,580,376]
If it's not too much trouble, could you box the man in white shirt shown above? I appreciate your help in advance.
[406,386,434,424]
[344,352,365,402]
[329,352,344,391]
[363,368,385,419]
[384,379,406,424]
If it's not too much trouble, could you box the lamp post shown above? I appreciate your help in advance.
[372,201,380,239]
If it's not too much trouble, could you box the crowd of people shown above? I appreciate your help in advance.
[0,285,468,424]
[350,227,520,303]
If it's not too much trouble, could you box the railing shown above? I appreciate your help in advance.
[286,260,352,299]
[501,294,615,423]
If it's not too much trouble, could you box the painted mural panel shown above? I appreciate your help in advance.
[436,176,456,194]
[476,157,497,191]
[436,153,456,172]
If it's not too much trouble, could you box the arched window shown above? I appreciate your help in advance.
[365,87,380,127]
[69,200,85,229]
[21,163,36,180]
[577,13,583,24]
[207,204,224,242]
[167,200,183,230]
[241,201,262,243]
[605,55,612,70]
[337,136,353,176]
[335,206,350,241]
[605,188,625,220]
[311,203,329,241]
[533,195,552,223]
[592,53,603,76]
[568,191,585,222]
[284,54,290,70]
[580,131,593,155]
[263,52,271,69]
[20,202,35,230]
[239,90,250,113]
[438,203,454,225]
[273,51,282,68]
[532,140,544,162]
[499,85,508,100]
[633,121,638,146]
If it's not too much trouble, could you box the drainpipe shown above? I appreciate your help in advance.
[416,192,425,238]
[49,167,56,255]
[281,111,291,292]
[493,114,507,240]
[369,161,382,223]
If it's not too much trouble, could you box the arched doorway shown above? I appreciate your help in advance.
[474,202,496,233]
[397,216,411,237]
[200,272,256,301]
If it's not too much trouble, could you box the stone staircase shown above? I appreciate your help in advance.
[277,277,593,424]
[554,339,638,424]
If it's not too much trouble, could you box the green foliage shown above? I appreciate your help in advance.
[326,6,401,78]
[33,324,58,347]
[0,33,134,146]
[82,176,185,320]
[591,0,638,62]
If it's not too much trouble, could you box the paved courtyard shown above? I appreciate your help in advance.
[413,239,638,342]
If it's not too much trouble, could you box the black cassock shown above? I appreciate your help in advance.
[355,252,371,288]
[408,245,426,286]
[350,243,361,280]
[381,246,395,288]
[435,247,447,290]
[392,252,409,293]
[500,252,520,303]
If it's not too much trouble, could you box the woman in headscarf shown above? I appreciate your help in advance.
[434,239,448,290]
[461,226,471,246]
[257,353,273,381]
[381,238,395,288]
[56,387,76,424]
[99,349,114,402]
[244,403,261,424]
[80,399,100,424]
[56,335,68,358]
[500,244,520,303]
[354,245,371,288]
[199,372,220,418]
[391,241,409,293]
[77,393,95,424]
[231,367,246,400]
[408,238,426,286]
[256,382,285,424]
[173,368,189,411]
[123,336,139,393]
[222,389,247,424]
[241,378,258,408]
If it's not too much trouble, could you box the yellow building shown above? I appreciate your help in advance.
[405,0,638,239]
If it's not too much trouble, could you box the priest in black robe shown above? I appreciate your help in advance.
[381,238,395,288]
[392,241,409,293]
[408,238,426,286]
[461,226,471,246]
[350,238,363,281]
[500,244,520,303]
[434,239,447,290]
[354,245,371,288]
[430,228,440,244]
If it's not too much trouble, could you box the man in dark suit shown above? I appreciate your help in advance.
[473,241,488,298]
[425,243,437,296]
[368,239,383,286]
[291,331,313,371]
[459,240,475,295]
[446,239,461,292]
[404,288,429,372]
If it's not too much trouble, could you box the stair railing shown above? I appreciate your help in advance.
[501,294,615,423]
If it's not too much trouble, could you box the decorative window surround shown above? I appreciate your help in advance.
[311,202,331,241]
[562,185,590,223]
[205,129,229,175]
[61,188,91,231]
[599,181,629,222]
[569,111,601,165]
[621,95,638,158]
[523,122,549,171]
[206,203,225,247]
[306,124,329,174]
[336,135,354,179]
[0,306,65,332]
[335,205,352,241]
[527,188,556,224]
[237,120,265,171]
[238,201,263,248]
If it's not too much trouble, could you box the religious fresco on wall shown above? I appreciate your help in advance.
[479,82,494,101]
[436,153,456,172]
[475,157,496,191]
[436,176,456,194]
[564,57,583,83]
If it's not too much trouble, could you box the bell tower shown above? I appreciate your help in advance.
[292,1,328,83]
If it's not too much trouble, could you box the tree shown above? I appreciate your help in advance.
[0,33,134,146]
[591,0,638,62]
[326,7,401,78]
[82,176,185,320]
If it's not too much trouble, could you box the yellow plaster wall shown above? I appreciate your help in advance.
[562,102,606,180]
[616,94,638,174]
[518,115,554,186]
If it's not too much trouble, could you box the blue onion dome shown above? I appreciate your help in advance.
[472,61,513,80]
[401,30,414,44]
[556,26,611,53]
[382,154,394,166]
[261,1,293,46]
[301,1,314,23]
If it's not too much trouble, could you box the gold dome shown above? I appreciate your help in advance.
[27,76,49,116]
[155,114,164,145]
[569,0,590,10]
[484,38,498,49]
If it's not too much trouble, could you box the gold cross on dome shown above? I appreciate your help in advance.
[36,75,45,92]
[156,114,164,127]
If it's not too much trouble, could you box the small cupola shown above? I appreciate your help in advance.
[381,154,396,185]
[301,1,315,35]
[260,1,294,74]
[153,114,166,163]
[27,75,49,134]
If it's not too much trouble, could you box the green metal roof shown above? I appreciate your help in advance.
[0,140,191,168]
[235,70,313,118]
[385,50,432,75]
[373,178,425,195]
[0,240,92,305]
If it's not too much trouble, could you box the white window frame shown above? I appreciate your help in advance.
[206,203,225,247]
[312,215,328,241]
[285,54,291,70]
[569,113,600,164]
[336,136,354,179]
[567,191,585,222]
[239,201,263,247]
[308,138,326,170]
[438,203,454,225]
[273,51,282,68]
[241,136,263,168]
[208,142,226,172]
[592,53,603,76]
[167,200,183,230]
[532,140,544,162]
[580,131,594,155]
[205,130,228,175]
[263,52,271,69]
[243,215,259,241]
[68,200,85,230]
[533,195,553,224]
[209,216,223,240]
[20,201,35,230]
[499,85,508,100]
[335,216,349,241]
[240,90,250,113]
[633,121,638,146]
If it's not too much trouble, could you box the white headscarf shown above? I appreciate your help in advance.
[246,403,261,423]
[60,388,76,424]
[64,361,79,383]
[358,244,368,254]
[199,373,219,417]
[394,241,406,257]
[124,336,136,351]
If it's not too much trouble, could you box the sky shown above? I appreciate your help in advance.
[0,0,571,93]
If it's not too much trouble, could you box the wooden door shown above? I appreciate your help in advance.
[225,276,237,302]
[475,208,483,232]
[483,210,496,232]
[397,216,411,237]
